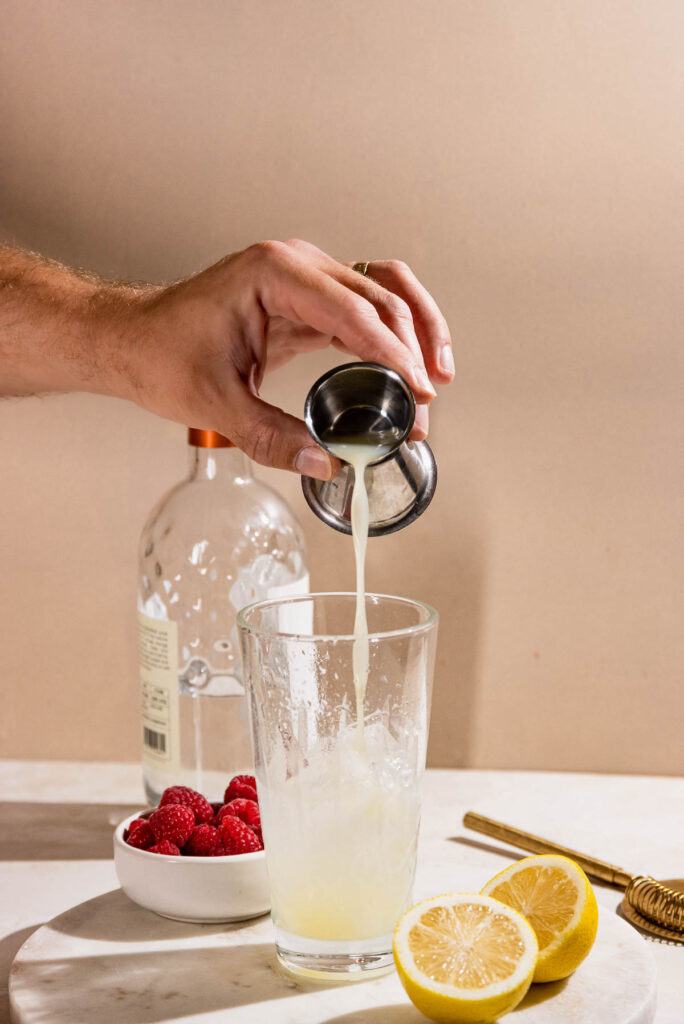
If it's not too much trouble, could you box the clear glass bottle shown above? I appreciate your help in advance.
[138,428,309,804]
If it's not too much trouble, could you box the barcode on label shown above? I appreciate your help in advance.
[143,726,167,753]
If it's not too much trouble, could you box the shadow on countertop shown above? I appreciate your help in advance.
[0,802,142,860]
[9,889,349,1024]
[1,925,42,1024]
[49,888,258,944]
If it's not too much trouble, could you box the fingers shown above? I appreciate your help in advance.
[228,387,428,469]
[250,241,436,402]
[359,259,454,385]
[282,242,452,389]
[281,240,427,377]
[222,383,341,479]
[410,403,429,441]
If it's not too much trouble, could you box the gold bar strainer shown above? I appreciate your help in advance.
[463,811,684,943]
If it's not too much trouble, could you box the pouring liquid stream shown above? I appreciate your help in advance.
[324,435,394,739]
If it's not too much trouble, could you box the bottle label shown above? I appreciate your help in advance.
[264,573,313,634]
[267,573,312,634]
[266,572,310,600]
[138,613,181,773]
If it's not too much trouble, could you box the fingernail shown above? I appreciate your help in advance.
[412,404,429,440]
[440,345,455,377]
[413,365,437,398]
[295,445,333,480]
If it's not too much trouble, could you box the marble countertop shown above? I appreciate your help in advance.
[1,761,682,1023]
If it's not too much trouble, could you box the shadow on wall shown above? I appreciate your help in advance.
[422,465,487,769]
[0,160,119,277]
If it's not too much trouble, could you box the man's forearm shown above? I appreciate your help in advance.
[0,245,148,399]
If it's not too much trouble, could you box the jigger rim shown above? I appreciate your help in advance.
[236,591,438,643]
[304,361,416,463]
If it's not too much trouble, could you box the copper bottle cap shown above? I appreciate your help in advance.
[187,428,235,448]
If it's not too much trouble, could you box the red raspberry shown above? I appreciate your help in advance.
[148,804,195,848]
[158,785,214,824]
[184,824,222,856]
[148,840,181,855]
[123,817,147,840]
[218,814,263,854]
[219,798,261,832]
[203,838,228,856]
[224,775,258,804]
[210,802,223,815]
[124,818,154,850]
[212,801,251,825]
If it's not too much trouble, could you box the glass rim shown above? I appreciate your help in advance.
[236,591,439,643]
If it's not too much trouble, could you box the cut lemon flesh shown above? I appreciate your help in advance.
[481,854,598,983]
[394,893,537,1023]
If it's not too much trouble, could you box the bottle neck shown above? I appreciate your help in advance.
[188,445,252,482]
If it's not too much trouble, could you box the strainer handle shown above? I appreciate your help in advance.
[463,812,634,889]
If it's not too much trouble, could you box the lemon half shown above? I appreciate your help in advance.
[481,854,598,983]
[393,893,538,1023]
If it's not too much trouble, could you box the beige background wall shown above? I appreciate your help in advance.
[1,1,682,773]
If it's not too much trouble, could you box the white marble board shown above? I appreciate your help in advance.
[9,890,656,1024]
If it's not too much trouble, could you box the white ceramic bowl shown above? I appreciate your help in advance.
[113,811,270,923]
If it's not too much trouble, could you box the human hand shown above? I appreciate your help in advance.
[120,239,453,478]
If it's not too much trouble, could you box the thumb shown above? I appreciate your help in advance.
[224,388,339,479]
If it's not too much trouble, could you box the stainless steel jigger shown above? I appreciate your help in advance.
[300,362,437,536]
